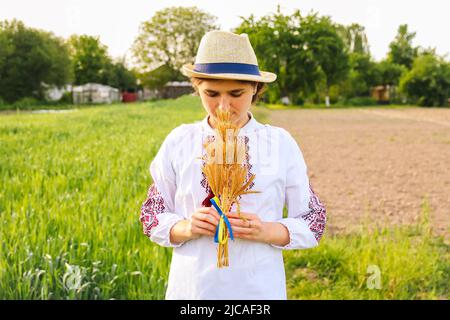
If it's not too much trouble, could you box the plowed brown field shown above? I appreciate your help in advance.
[268,107,450,242]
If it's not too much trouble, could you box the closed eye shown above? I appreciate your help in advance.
[205,91,243,97]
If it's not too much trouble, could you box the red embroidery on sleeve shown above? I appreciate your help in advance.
[139,183,165,237]
[301,183,327,242]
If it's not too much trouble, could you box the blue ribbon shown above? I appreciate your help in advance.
[194,62,261,76]
[210,197,234,242]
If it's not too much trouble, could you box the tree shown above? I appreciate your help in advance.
[235,8,349,106]
[0,19,72,103]
[0,29,10,74]
[132,6,218,85]
[388,24,418,69]
[375,60,406,87]
[302,14,349,106]
[139,63,180,90]
[400,53,450,107]
[338,23,370,55]
[105,57,137,91]
[234,7,321,105]
[340,52,379,98]
[67,35,113,85]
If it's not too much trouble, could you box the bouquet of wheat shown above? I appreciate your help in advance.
[200,108,260,268]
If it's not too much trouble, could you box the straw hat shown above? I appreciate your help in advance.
[181,30,277,83]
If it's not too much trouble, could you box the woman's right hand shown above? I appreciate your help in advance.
[188,207,221,239]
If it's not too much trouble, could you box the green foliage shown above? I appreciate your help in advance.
[67,35,136,90]
[132,6,218,81]
[0,28,9,72]
[399,53,450,107]
[375,59,406,86]
[388,24,419,69]
[235,8,318,104]
[301,13,349,92]
[337,23,370,55]
[340,53,379,98]
[11,97,40,109]
[67,35,112,85]
[0,20,136,103]
[235,8,349,104]
[107,60,137,91]
[1,15,447,108]
[139,63,181,90]
[59,91,74,104]
[0,19,73,103]
[337,96,378,106]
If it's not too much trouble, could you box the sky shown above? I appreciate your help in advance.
[1,0,449,66]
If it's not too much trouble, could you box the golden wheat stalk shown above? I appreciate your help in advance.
[201,109,260,268]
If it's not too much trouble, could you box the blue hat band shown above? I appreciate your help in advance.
[194,62,261,76]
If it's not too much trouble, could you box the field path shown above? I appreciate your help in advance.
[266,107,450,240]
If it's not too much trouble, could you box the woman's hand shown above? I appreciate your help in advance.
[227,212,270,243]
[188,207,221,239]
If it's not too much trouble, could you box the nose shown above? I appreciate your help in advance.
[218,95,231,110]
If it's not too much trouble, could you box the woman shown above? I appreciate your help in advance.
[139,30,326,299]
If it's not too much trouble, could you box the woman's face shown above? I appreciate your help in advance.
[196,79,256,128]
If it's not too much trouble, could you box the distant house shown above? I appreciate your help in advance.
[139,81,194,101]
[371,85,393,104]
[159,81,193,99]
[138,88,158,101]
[73,83,121,104]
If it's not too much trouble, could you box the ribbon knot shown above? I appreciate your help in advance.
[210,196,234,243]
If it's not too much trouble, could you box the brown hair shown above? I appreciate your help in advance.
[190,77,268,105]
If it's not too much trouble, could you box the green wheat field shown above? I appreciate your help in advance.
[1,95,448,299]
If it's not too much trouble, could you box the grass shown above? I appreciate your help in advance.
[0,95,206,299]
[0,99,115,112]
[285,200,448,300]
[1,95,448,299]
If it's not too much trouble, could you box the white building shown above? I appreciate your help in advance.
[73,83,120,104]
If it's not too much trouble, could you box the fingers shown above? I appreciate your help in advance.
[227,212,257,220]
[228,217,251,228]
[231,225,254,234]
[191,208,261,240]
[197,207,221,223]
[228,214,261,229]
[228,216,263,239]
[190,208,220,238]
[227,212,244,219]
[193,210,219,225]
[191,224,215,237]
[192,219,216,233]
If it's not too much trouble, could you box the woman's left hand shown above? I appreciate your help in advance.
[226,212,269,243]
